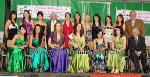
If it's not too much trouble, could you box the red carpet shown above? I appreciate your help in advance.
[91,74,141,77]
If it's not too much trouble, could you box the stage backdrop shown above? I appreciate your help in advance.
[1,0,150,45]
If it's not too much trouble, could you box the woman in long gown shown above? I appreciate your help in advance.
[92,29,107,73]
[62,12,73,48]
[5,11,18,47]
[29,24,49,72]
[7,25,27,72]
[103,16,114,49]
[82,14,92,50]
[20,10,34,36]
[92,14,102,41]
[107,26,126,73]
[34,11,47,34]
[68,23,90,73]
[48,23,69,73]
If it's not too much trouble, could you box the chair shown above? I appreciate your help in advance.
[0,44,7,71]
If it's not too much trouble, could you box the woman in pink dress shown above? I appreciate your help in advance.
[62,12,73,48]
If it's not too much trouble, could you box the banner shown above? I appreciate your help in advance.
[116,10,150,24]
[17,5,71,19]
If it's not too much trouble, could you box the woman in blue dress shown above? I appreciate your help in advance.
[29,24,49,72]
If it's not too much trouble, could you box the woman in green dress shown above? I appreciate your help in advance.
[68,23,90,73]
[7,25,27,72]
[29,24,49,72]
[107,26,126,73]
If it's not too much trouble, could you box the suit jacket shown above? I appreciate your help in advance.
[128,36,146,53]
[125,19,144,38]
[46,20,52,39]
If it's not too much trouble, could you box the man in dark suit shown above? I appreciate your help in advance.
[125,10,144,39]
[128,27,147,73]
[46,12,57,38]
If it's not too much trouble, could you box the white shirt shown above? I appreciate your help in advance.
[131,20,135,27]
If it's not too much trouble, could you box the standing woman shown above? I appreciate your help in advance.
[103,16,114,49]
[107,26,126,73]
[29,24,49,72]
[5,11,18,47]
[7,25,27,72]
[34,11,47,34]
[92,14,102,41]
[68,23,90,73]
[48,23,69,73]
[20,10,34,36]
[114,14,125,32]
[62,12,73,48]
[74,12,81,25]
[92,29,107,73]
[82,14,92,50]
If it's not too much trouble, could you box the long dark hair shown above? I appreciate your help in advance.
[33,24,44,44]
[9,11,17,22]
[73,23,84,37]
[19,24,27,41]
[114,26,124,37]
[116,14,124,26]
[23,10,31,22]
[105,16,113,26]
[92,14,101,27]
[74,12,81,25]
[9,11,17,26]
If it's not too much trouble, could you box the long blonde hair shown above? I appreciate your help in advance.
[53,22,64,44]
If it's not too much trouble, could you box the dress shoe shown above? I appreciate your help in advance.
[136,68,141,73]
[143,69,148,73]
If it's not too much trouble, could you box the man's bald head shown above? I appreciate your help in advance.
[132,27,139,37]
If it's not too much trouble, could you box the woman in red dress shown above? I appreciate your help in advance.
[62,12,73,48]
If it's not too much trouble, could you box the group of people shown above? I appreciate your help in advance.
[3,9,147,73]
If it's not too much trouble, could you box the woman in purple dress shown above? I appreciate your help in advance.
[20,10,34,36]
[48,22,69,73]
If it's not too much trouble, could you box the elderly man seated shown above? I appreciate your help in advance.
[128,27,147,73]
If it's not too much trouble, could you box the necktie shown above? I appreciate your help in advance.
[135,37,138,45]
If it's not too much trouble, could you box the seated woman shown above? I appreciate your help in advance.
[29,24,49,72]
[48,22,69,73]
[92,29,107,73]
[68,23,90,73]
[107,26,126,73]
[7,25,27,72]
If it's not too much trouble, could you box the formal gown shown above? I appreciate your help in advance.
[7,36,26,72]
[29,38,49,72]
[68,35,90,73]
[7,22,18,40]
[85,27,92,45]
[103,27,113,42]
[22,19,32,35]
[63,21,73,48]
[91,39,106,72]
[107,37,125,72]
[49,33,69,73]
